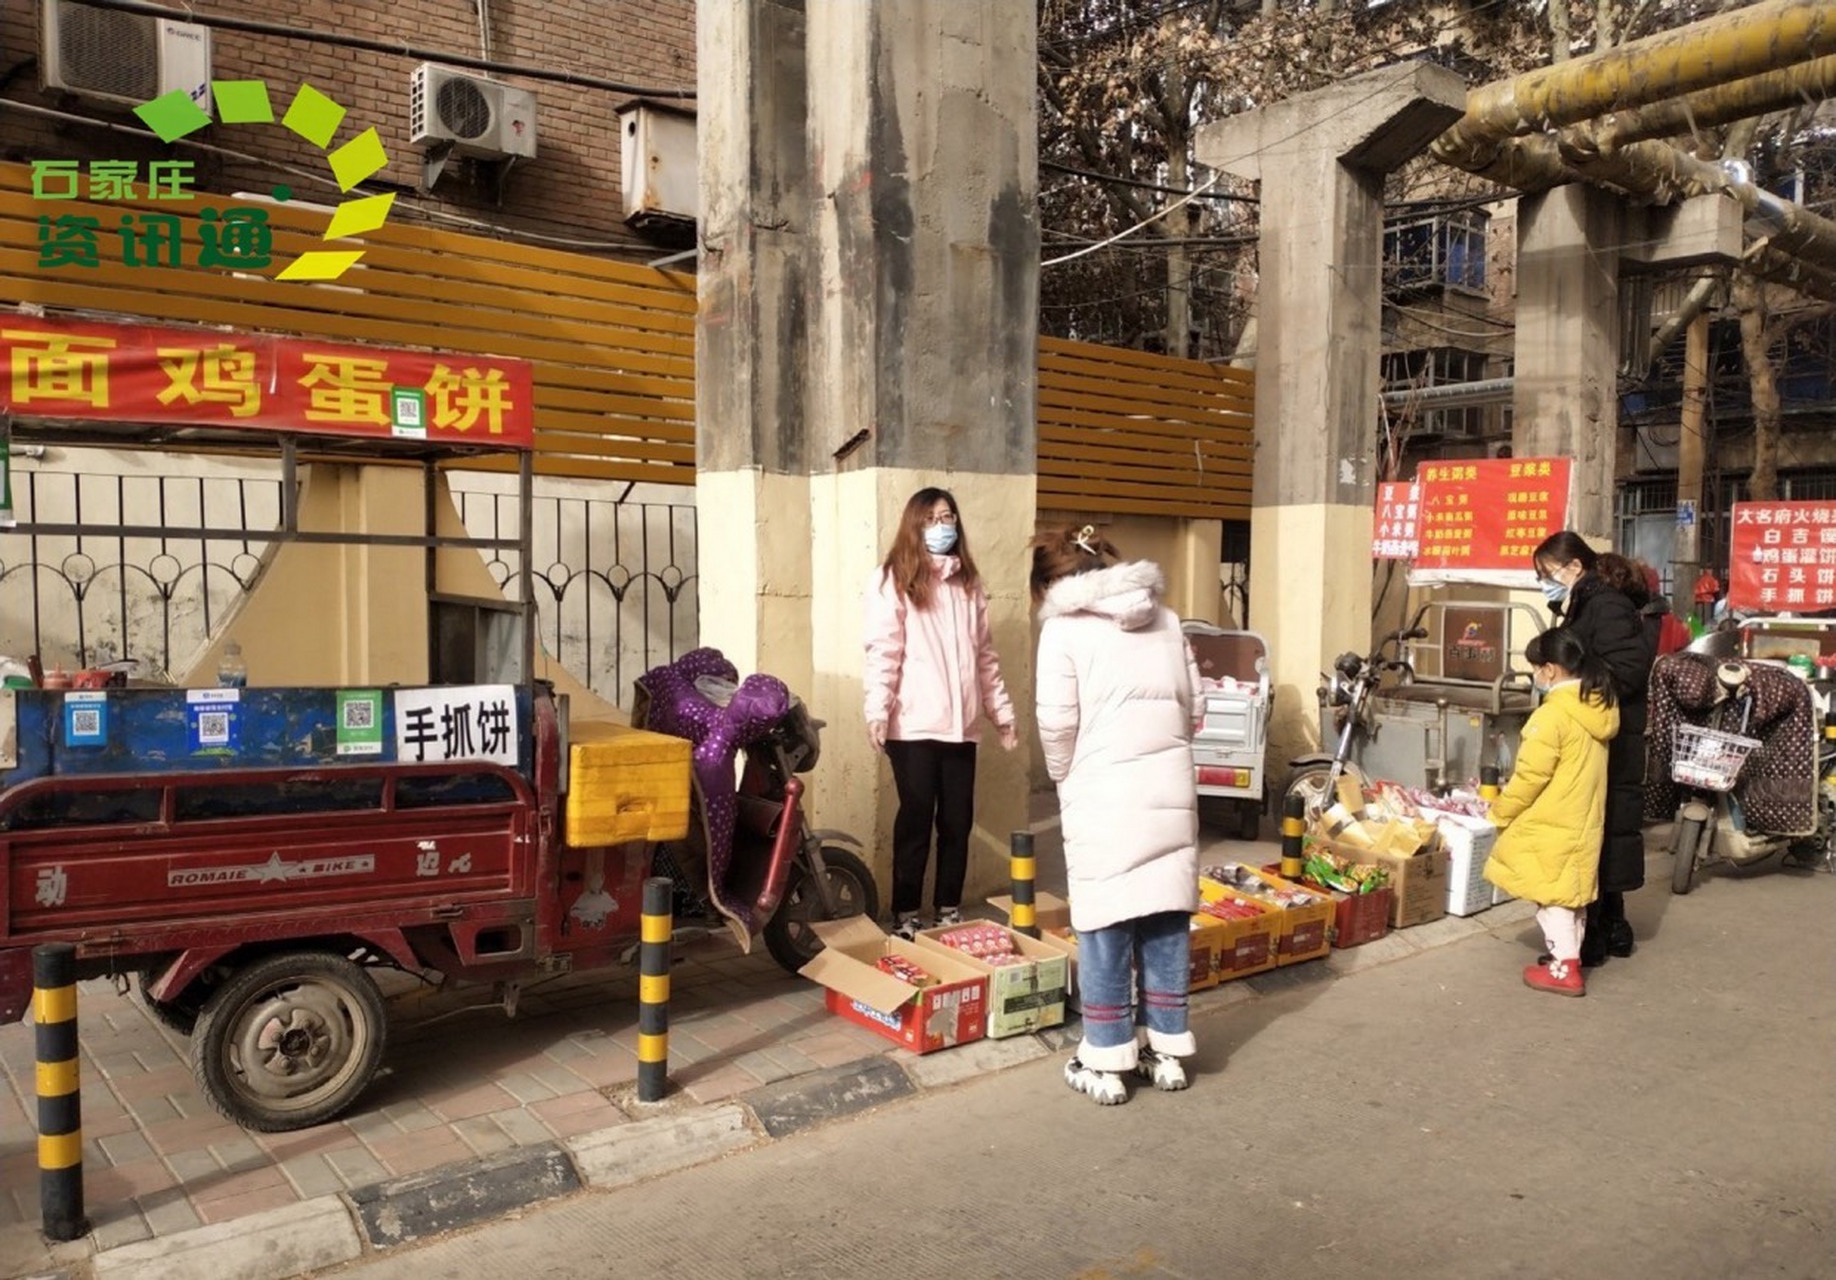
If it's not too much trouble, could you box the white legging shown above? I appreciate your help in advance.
[1535,904,1587,961]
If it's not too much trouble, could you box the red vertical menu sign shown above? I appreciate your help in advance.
[1372,482,1420,560]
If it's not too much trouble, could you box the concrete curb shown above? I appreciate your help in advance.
[89,1196,362,1280]
[568,1101,759,1190]
[744,1056,914,1138]
[346,1142,580,1250]
[75,897,1537,1279]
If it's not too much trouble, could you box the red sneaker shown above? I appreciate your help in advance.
[1523,956,1585,997]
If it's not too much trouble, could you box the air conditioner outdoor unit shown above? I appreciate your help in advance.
[617,100,697,229]
[40,0,211,112]
[410,64,537,161]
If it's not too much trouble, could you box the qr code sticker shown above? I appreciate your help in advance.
[342,699,375,730]
[198,711,230,745]
[71,709,100,737]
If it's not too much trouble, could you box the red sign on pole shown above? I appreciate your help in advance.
[1372,481,1420,560]
[1411,457,1572,573]
[0,315,535,449]
[1727,501,1836,613]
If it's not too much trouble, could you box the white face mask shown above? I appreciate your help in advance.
[1539,578,1569,605]
[923,524,958,555]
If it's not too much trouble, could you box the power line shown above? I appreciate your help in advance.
[71,0,695,99]
[1042,159,1260,203]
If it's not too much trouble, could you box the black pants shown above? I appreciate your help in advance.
[885,739,978,917]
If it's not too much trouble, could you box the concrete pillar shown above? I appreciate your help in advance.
[698,0,1039,908]
[1197,62,1465,781]
[695,0,815,693]
[1513,184,1624,540]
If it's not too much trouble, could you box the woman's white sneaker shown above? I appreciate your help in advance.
[1064,1057,1127,1105]
[1135,1047,1189,1092]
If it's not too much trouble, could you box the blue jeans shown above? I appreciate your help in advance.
[1075,911,1196,1072]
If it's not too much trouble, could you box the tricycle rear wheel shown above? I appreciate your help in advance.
[763,847,879,974]
[190,951,387,1132]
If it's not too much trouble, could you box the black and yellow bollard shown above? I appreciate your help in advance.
[1009,831,1039,938]
[636,876,671,1103]
[1279,793,1307,881]
[35,942,86,1242]
[1480,766,1501,805]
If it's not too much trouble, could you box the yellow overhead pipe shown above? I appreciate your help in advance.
[1581,53,1836,157]
[1436,0,1836,163]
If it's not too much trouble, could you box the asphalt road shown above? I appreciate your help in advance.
[315,855,1836,1280]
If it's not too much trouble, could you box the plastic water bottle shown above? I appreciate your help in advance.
[217,641,248,689]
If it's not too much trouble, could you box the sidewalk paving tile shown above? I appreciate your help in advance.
[88,1204,152,1251]
[90,1156,180,1200]
[192,1182,301,1226]
[729,1050,794,1086]
[137,1189,203,1238]
[679,1063,766,1105]
[257,1124,361,1162]
[325,1147,389,1187]
[426,1082,519,1122]
[451,1114,519,1158]
[163,1149,223,1183]
[491,1107,557,1148]
[370,1128,477,1176]
[494,1071,561,1105]
[531,1095,628,1140]
[278,1154,347,1199]
[208,1136,268,1175]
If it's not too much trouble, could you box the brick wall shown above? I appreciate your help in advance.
[0,0,696,253]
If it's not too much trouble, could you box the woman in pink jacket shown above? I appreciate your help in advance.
[864,488,1018,939]
[1033,526,1201,1105]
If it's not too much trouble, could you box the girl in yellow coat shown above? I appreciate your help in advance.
[1485,629,1621,997]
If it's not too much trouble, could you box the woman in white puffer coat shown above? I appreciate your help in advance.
[1032,526,1201,1106]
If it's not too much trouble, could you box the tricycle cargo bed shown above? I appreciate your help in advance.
[0,760,540,1019]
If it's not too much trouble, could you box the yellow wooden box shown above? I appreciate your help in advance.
[564,721,693,846]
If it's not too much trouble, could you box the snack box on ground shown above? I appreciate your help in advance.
[1309,776,1451,929]
[988,892,1080,1011]
[1284,844,1393,948]
[912,922,1069,1037]
[1290,871,1395,948]
[800,917,988,1053]
[1200,864,1332,966]
[1192,890,1281,979]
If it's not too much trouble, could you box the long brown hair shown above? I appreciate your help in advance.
[880,487,980,609]
[1030,524,1120,603]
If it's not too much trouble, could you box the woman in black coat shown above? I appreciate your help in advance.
[1533,532,1657,966]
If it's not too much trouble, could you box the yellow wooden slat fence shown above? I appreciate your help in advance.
[1,163,1249,518]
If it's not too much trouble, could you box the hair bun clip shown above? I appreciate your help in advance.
[1073,524,1097,555]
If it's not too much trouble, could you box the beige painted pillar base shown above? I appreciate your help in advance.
[809,469,1036,912]
[1251,502,1376,784]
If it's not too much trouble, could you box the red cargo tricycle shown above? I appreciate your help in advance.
[0,678,874,1131]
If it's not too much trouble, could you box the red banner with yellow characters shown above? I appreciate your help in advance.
[0,315,534,449]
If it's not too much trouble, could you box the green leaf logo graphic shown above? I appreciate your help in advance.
[133,80,395,283]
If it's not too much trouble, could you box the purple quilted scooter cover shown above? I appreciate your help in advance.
[640,648,791,930]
